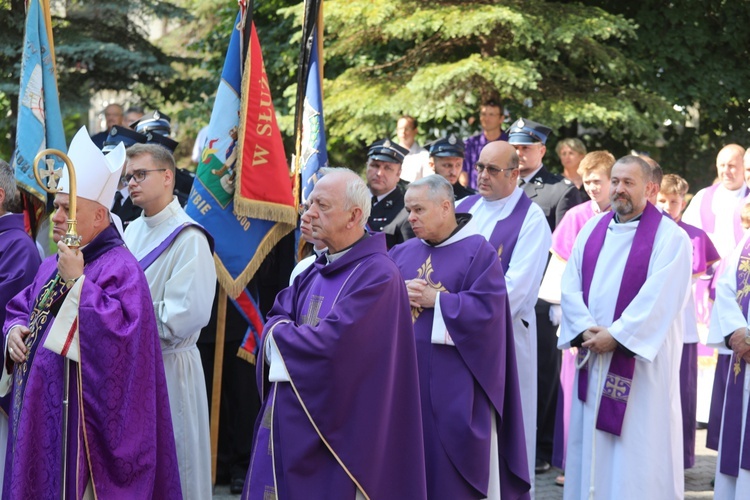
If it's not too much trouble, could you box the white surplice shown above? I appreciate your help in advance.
[465,186,551,497]
[682,184,746,258]
[707,231,750,499]
[124,197,216,500]
[558,212,691,500]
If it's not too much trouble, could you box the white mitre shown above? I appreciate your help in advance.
[58,126,126,208]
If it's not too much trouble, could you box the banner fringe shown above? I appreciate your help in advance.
[233,200,298,226]
[214,221,295,299]
[236,348,256,365]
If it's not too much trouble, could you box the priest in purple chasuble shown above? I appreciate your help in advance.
[0,160,43,487]
[1,128,181,499]
[538,150,614,474]
[243,168,427,500]
[558,156,691,500]
[456,141,549,494]
[681,144,748,450]
[389,175,530,500]
[708,229,750,499]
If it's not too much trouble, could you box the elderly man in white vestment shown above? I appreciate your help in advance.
[456,141,551,497]
[123,144,216,499]
[558,155,692,500]
[707,228,750,499]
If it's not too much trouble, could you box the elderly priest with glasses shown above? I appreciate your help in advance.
[455,141,551,496]
[1,128,181,498]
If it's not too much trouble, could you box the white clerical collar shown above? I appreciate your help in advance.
[371,187,397,203]
[313,246,328,257]
[479,185,522,212]
[521,164,544,184]
[143,196,181,228]
[423,216,478,248]
[0,212,11,220]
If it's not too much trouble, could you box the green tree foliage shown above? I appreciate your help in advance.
[584,0,750,189]
[0,0,188,159]
[318,0,679,169]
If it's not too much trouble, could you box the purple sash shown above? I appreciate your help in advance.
[457,192,532,274]
[578,202,662,436]
[138,222,214,271]
[719,236,750,476]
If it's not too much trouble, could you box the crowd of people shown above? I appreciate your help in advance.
[1,98,750,500]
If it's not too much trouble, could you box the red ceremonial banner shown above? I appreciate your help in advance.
[235,22,297,224]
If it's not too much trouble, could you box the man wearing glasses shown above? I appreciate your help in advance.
[366,139,414,248]
[123,143,216,498]
[456,140,551,497]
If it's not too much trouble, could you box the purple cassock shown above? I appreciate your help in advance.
[2,224,182,499]
[677,219,720,468]
[389,229,531,500]
[244,232,427,500]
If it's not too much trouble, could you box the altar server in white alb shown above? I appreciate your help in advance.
[558,155,691,500]
[123,144,216,499]
[708,228,750,499]
[456,140,550,496]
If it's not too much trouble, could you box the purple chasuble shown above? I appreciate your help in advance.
[0,214,42,417]
[578,202,662,436]
[719,236,750,476]
[245,233,427,500]
[138,221,215,271]
[2,224,182,499]
[551,201,605,262]
[457,193,532,274]
[390,233,531,500]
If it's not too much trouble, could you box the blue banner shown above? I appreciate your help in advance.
[12,0,67,201]
[299,31,328,203]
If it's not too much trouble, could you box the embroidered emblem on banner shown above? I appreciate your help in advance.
[602,373,631,403]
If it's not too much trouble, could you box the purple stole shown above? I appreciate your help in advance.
[578,202,662,436]
[457,193,532,273]
[137,222,214,270]
[719,237,750,476]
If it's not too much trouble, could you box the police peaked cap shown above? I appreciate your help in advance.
[143,131,179,153]
[131,110,172,137]
[507,118,552,145]
[101,125,147,154]
[367,139,409,164]
[428,136,465,159]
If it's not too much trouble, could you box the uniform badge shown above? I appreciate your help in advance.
[448,136,456,145]
[384,139,391,148]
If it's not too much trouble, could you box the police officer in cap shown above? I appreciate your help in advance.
[366,138,413,248]
[508,117,581,475]
[428,136,476,201]
[102,125,148,229]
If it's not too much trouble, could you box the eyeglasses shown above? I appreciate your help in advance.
[475,163,517,177]
[123,169,167,184]
[298,203,311,216]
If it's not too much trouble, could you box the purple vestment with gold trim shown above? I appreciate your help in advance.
[390,230,530,500]
[1,224,181,499]
[245,233,427,500]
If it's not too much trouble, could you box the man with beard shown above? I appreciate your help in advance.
[428,137,476,200]
[558,155,691,499]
